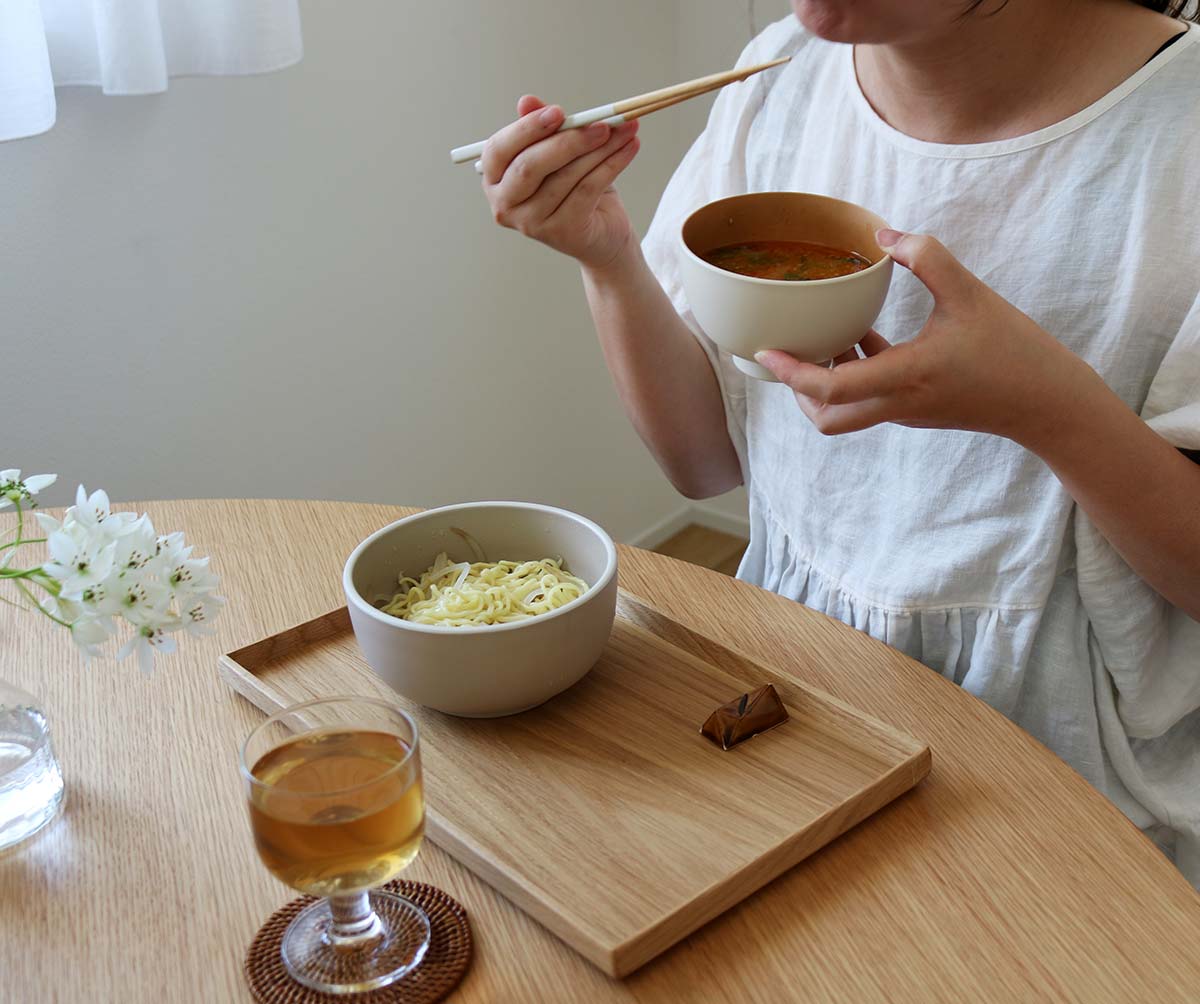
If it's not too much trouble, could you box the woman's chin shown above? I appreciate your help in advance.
[791,2,861,42]
[791,1,915,44]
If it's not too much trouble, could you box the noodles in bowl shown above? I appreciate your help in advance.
[381,553,589,627]
[343,501,618,717]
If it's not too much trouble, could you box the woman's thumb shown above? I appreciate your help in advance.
[876,229,970,301]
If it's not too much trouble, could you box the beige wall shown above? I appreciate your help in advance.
[5,2,786,541]
[674,0,794,525]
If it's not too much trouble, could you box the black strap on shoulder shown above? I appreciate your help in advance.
[1145,29,1188,66]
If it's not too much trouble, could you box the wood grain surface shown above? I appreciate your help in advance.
[220,591,930,977]
[654,524,748,577]
[1,499,1198,1003]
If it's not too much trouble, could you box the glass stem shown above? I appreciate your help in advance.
[326,892,384,952]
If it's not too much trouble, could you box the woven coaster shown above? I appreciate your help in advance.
[245,880,472,1004]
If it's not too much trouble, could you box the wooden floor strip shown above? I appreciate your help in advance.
[653,525,748,577]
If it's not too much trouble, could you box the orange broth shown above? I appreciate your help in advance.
[701,240,872,281]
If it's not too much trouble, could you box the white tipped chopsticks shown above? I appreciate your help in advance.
[450,56,790,166]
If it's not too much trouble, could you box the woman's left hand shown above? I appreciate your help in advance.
[755,228,1094,443]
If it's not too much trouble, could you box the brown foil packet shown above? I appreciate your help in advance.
[700,684,788,750]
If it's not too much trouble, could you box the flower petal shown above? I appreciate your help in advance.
[89,489,111,521]
[152,634,177,655]
[47,530,78,566]
[0,470,20,483]
[42,562,70,581]
[89,543,116,582]
[71,618,110,646]
[22,474,56,494]
[35,513,61,535]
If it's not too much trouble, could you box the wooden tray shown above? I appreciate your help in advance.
[220,591,931,978]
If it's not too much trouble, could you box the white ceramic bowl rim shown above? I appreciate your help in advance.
[342,501,619,637]
[678,205,893,289]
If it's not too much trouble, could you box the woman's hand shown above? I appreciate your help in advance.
[759,228,1200,618]
[481,95,642,271]
[755,229,1101,445]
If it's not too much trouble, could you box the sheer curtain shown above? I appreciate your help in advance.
[0,0,302,142]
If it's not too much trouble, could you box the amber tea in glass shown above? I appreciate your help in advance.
[241,697,429,994]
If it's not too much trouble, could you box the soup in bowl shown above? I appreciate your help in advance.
[679,192,894,381]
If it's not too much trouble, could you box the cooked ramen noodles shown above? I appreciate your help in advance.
[381,552,589,627]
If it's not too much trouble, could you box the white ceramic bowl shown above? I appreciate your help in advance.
[679,192,894,381]
[343,502,618,718]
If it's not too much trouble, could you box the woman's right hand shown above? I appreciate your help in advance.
[481,95,641,271]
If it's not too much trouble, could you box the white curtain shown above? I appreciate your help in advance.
[0,0,302,142]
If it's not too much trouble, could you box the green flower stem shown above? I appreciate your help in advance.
[4,500,71,628]
[13,580,71,628]
[33,571,61,596]
[0,537,46,552]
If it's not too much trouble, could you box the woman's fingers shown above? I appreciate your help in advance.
[791,396,897,436]
[480,102,565,185]
[515,94,544,117]
[494,122,616,209]
[858,329,892,356]
[551,134,641,216]
[517,122,638,221]
[756,344,914,406]
[756,337,927,435]
[827,329,889,367]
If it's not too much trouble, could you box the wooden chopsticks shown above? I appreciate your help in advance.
[450,56,790,166]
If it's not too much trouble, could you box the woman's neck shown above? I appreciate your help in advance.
[854,0,1183,144]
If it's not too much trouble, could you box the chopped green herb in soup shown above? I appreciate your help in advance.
[702,240,872,281]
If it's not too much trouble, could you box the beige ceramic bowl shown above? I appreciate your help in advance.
[679,192,894,381]
[343,502,618,718]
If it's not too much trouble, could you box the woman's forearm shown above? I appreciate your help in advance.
[581,239,741,499]
[1016,359,1200,619]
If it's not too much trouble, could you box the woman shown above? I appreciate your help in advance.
[479,0,1200,883]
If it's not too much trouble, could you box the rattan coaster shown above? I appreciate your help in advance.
[245,880,472,1004]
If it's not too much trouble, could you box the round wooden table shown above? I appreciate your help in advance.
[2,499,1198,1002]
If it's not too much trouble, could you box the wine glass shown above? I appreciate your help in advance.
[240,696,430,994]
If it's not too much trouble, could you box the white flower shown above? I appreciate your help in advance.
[40,592,81,623]
[109,574,172,626]
[110,516,159,576]
[178,592,226,636]
[117,623,178,675]
[0,469,57,509]
[72,484,111,528]
[69,576,118,630]
[153,532,189,571]
[43,522,117,599]
[70,615,112,661]
[68,484,138,542]
[10,475,223,673]
[162,552,219,597]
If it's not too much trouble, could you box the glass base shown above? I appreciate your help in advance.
[281,891,431,995]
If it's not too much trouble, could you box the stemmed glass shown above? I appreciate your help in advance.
[241,696,430,994]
